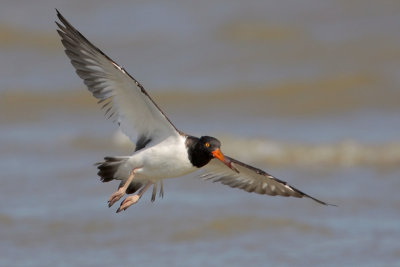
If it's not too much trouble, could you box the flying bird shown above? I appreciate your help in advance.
[56,10,333,212]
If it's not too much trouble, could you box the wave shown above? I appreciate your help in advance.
[2,75,399,121]
[3,90,399,168]
[170,216,330,242]
[0,24,59,49]
[106,131,400,168]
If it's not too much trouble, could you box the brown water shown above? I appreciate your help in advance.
[1,1,400,266]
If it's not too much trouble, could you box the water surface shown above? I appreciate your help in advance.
[1,1,400,266]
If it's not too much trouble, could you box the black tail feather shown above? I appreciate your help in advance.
[96,157,165,201]
[96,157,128,182]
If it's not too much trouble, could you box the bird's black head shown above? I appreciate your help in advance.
[186,135,238,173]
[186,136,220,168]
[198,136,221,155]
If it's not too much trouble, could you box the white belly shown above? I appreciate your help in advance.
[121,135,197,181]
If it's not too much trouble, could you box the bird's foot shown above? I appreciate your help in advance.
[116,195,140,213]
[108,187,126,207]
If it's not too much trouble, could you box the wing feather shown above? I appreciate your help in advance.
[202,156,334,205]
[56,10,181,146]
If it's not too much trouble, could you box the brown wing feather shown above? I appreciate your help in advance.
[202,156,334,206]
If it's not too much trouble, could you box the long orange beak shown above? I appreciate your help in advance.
[212,148,239,173]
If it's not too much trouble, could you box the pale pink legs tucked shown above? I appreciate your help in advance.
[108,168,137,208]
[116,181,153,213]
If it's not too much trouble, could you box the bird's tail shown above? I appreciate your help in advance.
[95,156,165,200]
[95,156,129,182]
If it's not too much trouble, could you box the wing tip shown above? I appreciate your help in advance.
[304,194,337,207]
[55,9,64,24]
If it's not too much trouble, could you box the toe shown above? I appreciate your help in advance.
[116,199,130,213]
[108,191,124,207]
[108,196,118,207]
[115,195,140,213]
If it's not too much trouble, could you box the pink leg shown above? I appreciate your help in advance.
[116,181,154,213]
[108,168,138,208]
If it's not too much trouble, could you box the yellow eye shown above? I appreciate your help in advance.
[205,142,210,148]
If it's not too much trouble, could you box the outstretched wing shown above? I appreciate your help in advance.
[56,10,181,147]
[202,156,333,205]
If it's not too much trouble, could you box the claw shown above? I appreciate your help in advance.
[108,187,125,207]
[116,195,140,213]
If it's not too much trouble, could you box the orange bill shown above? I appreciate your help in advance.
[212,148,239,173]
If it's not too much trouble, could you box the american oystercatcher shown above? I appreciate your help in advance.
[56,10,333,212]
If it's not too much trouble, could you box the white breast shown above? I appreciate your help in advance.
[122,135,197,181]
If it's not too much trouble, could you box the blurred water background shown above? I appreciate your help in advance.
[1,0,400,266]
